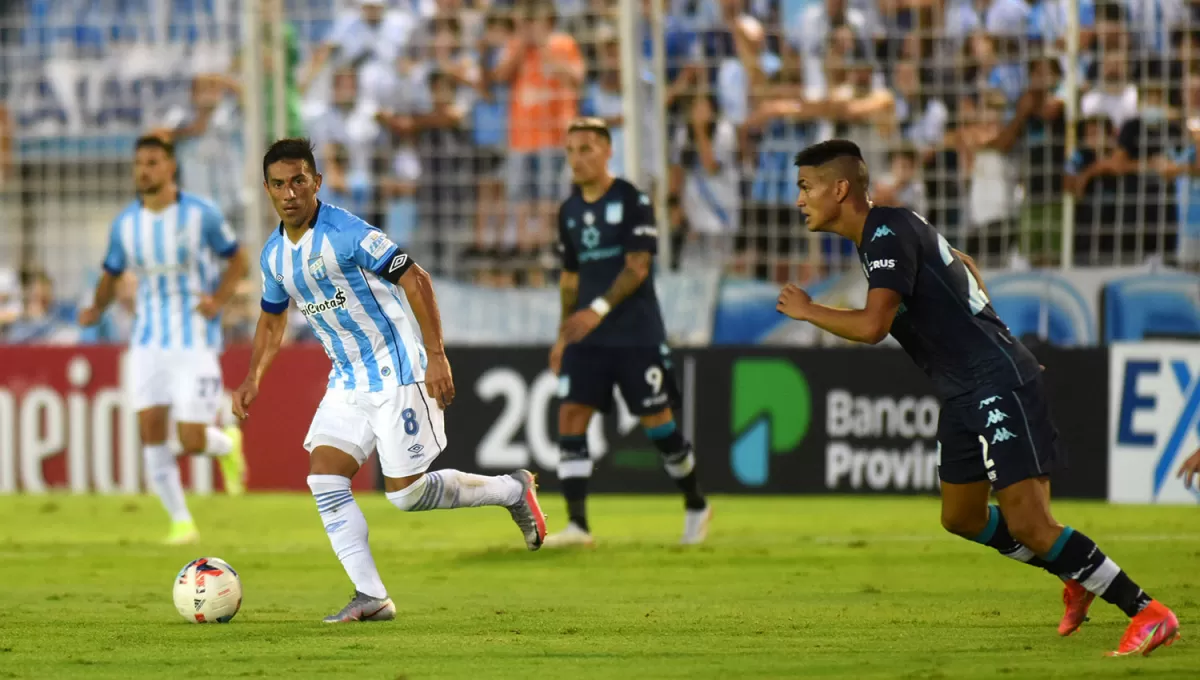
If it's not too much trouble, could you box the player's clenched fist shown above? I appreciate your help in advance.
[231,380,258,420]
[1177,447,1200,490]
[776,283,812,320]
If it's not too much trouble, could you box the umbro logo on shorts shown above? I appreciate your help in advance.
[408,444,424,458]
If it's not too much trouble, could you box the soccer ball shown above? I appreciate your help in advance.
[173,557,243,623]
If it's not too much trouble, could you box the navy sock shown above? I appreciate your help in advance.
[646,421,706,511]
[1043,527,1152,617]
[557,434,590,532]
[970,505,1057,575]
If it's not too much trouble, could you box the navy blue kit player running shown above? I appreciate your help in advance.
[546,118,712,547]
[776,139,1178,657]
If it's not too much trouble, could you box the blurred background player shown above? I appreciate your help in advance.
[233,138,546,623]
[776,139,1180,658]
[79,135,249,545]
[548,118,711,548]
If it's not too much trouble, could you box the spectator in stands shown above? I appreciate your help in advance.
[222,278,258,344]
[789,0,872,95]
[1019,55,1068,261]
[308,64,383,219]
[825,46,895,176]
[467,8,516,284]
[874,146,929,215]
[1067,116,1120,263]
[1081,51,1139,130]
[6,271,78,345]
[1094,81,1183,262]
[716,14,781,128]
[580,24,627,176]
[672,92,740,264]
[157,76,246,234]
[80,272,137,345]
[892,60,949,159]
[493,0,584,261]
[299,0,421,96]
[415,68,472,277]
[964,90,1021,261]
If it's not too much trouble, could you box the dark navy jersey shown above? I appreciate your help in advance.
[558,177,667,347]
[857,206,1042,399]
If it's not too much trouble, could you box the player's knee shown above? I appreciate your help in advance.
[1004,515,1058,554]
[176,426,207,454]
[385,474,431,511]
[940,508,986,538]
[558,403,592,434]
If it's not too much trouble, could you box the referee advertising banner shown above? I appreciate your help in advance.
[1109,342,1200,504]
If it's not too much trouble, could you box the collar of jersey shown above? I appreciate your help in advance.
[279,200,323,248]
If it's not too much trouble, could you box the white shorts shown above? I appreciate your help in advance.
[127,348,224,423]
[304,383,446,478]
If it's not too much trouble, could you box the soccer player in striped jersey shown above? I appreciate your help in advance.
[80,135,250,545]
[232,138,547,623]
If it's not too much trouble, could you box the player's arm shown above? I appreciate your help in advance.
[199,208,249,318]
[778,221,916,345]
[779,286,902,345]
[951,248,989,298]
[1177,447,1200,490]
[232,259,291,419]
[357,230,456,408]
[80,219,128,326]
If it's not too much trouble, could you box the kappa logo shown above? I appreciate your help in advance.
[985,409,1009,427]
[388,253,408,273]
[872,225,895,241]
[978,396,1001,409]
[991,428,1017,444]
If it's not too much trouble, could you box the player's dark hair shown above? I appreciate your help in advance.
[567,117,612,143]
[793,139,864,169]
[135,134,174,158]
[262,137,318,181]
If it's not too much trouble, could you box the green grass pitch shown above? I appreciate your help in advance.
[1,494,1197,679]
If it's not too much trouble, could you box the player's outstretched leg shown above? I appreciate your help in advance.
[307,471,395,623]
[643,412,710,545]
[385,469,546,550]
[178,422,247,496]
[997,479,1179,656]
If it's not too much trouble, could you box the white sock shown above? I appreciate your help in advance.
[144,443,191,522]
[386,469,522,511]
[307,474,387,600]
[203,426,232,457]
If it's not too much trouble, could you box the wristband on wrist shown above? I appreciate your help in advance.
[590,298,611,318]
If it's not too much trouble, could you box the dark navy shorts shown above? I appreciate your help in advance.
[937,376,1066,490]
[558,344,680,416]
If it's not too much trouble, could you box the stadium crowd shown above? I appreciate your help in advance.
[3,0,1200,344]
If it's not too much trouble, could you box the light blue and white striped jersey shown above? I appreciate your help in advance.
[259,202,427,391]
[102,191,238,351]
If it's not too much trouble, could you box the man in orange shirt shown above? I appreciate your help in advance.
[492,0,585,260]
